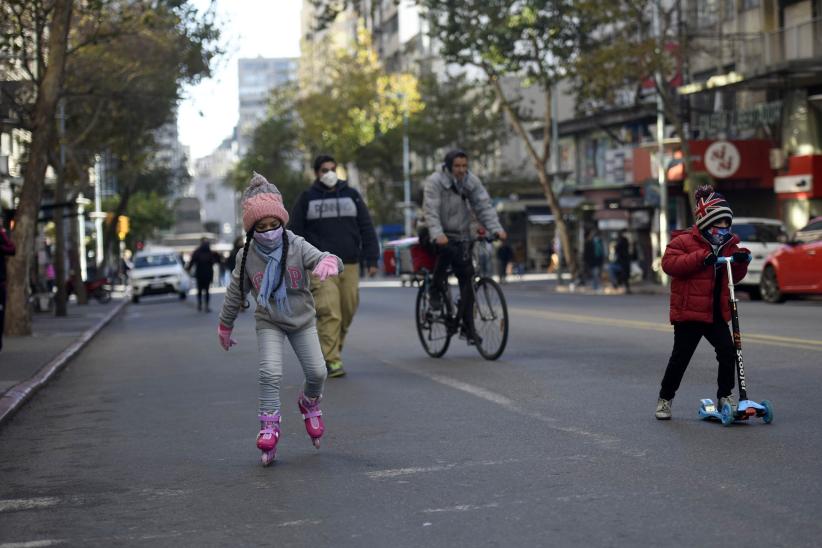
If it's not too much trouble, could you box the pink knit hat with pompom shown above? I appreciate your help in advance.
[241,172,290,231]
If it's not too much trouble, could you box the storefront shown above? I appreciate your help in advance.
[667,139,780,224]
[775,154,822,233]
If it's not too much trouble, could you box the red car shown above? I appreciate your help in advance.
[760,217,822,303]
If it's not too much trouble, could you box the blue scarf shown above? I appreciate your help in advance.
[253,240,291,315]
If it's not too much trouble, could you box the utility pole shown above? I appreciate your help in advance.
[55,97,68,316]
[402,108,412,237]
[655,0,669,285]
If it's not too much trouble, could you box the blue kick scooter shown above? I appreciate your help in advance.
[698,255,774,426]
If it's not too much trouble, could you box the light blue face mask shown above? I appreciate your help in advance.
[253,227,283,247]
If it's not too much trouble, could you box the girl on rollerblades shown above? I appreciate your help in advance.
[217,173,343,465]
[655,185,751,420]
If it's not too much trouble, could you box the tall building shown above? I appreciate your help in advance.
[237,56,298,155]
[191,137,239,242]
[299,1,359,94]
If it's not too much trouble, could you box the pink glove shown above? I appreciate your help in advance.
[312,256,339,281]
[217,324,237,351]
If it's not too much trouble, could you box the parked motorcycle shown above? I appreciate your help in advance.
[66,276,112,304]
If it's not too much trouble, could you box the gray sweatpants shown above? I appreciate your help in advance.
[256,324,327,415]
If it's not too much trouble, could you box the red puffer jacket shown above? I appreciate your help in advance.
[662,225,749,324]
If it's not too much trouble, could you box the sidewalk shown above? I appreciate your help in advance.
[0,297,127,425]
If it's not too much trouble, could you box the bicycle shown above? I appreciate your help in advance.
[414,238,509,360]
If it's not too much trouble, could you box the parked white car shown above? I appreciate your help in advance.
[130,246,191,303]
[732,217,788,299]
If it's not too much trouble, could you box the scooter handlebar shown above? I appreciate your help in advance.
[716,254,752,265]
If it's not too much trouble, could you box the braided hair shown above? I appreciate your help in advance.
[238,228,290,309]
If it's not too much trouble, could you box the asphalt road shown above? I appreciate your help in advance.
[1,282,821,547]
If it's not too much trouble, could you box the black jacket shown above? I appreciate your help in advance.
[187,244,220,284]
[290,180,380,267]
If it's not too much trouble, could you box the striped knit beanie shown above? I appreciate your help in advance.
[241,172,290,232]
[694,185,733,230]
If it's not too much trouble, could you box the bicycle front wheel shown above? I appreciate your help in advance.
[415,283,452,358]
[472,277,509,360]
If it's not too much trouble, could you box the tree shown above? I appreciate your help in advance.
[1,0,220,334]
[419,0,599,277]
[296,29,422,174]
[2,0,74,335]
[352,72,508,225]
[572,0,707,210]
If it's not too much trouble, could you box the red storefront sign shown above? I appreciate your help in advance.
[686,140,776,187]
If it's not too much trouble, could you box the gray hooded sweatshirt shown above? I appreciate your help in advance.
[422,170,503,241]
[219,230,343,333]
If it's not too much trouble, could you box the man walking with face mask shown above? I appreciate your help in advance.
[290,155,380,378]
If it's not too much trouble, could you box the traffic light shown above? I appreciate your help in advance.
[117,215,130,240]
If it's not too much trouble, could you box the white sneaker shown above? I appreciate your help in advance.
[718,395,737,414]
[655,398,672,420]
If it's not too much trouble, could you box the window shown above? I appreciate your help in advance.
[134,254,178,269]
[732,223,787,243]
[741,0,759,11]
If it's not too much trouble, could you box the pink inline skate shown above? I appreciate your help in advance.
[256,412,281,466]
[297,393,324,449]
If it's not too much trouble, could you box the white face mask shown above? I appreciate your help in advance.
[320,171,338,188]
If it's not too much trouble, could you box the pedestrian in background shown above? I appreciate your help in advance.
[187,237,221,312]
[290,154,380,378]
[609,230,632,293]
[654,185,751,420]
[0,218,16,352]
[218,172,343,465]
[583,230,604,291]
[496,240,513,283]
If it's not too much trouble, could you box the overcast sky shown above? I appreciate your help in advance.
[178,0,302,161]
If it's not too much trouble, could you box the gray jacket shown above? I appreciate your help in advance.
[422,170,502,241]
[219,230,343,333]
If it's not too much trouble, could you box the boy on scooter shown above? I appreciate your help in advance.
[655,185,751,420]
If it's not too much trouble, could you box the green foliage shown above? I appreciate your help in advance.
[124,191,175,246]
[570,0,680,115]
[420,0,597,89]
[296,29,422,166]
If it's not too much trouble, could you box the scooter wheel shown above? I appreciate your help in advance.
[720,403,734,427]
[761,400,774,424]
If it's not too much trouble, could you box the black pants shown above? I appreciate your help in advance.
[196,279,211,308]
[659,320,736,401]
[0,286,5,352]
[432,242,475,334]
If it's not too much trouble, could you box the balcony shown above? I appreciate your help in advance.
[739,18,822,73]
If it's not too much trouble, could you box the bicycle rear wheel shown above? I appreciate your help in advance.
[472,277,508,360]
[415,283,452,358]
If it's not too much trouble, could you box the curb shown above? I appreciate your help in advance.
[0,298,128,426]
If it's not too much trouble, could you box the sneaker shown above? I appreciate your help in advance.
[655,398,672,420]
[718,394,737,414]
[326,361,346,378]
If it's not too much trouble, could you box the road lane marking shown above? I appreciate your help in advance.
[377,358,646,459]
[511,308,822,352]
[0,498,60,513]
[423,502,501,513]
[367,459,524,479]
[0,542,65,548]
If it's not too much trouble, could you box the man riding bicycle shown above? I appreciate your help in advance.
[422,149,507,343]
